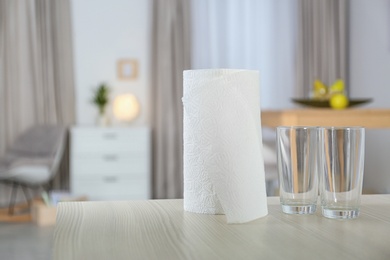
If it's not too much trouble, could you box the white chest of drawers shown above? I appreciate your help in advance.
[70,127,151,200]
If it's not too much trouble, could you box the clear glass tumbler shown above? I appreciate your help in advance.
[320,127,365,219]
[277,126,321,214]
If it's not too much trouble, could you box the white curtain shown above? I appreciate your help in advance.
[191,0,297,109]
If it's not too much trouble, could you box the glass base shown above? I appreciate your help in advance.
[322,208,359,219]
[282,204,316,215]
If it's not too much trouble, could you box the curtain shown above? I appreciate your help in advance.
[0,0,75,202]
[151,0,191,199]
[191,0,297,109]
[295,0,349,98]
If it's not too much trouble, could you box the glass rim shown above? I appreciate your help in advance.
[276,126,364,131]
[276,126,319,130]
[321,126,365,131]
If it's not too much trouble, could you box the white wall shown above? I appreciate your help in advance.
[350,0,390,193]
[71,0,152,126]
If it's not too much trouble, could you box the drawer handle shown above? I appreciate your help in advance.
[103,133,117,139]
[103,176,118,182]
[103,154,118,161]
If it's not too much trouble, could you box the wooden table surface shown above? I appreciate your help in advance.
[53,195,390,260]
[261,109,390,128]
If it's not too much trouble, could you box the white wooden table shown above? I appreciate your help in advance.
[53,195,390,260]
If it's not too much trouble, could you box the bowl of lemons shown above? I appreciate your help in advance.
[292,79,372,109]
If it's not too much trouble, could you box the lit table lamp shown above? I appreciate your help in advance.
[113,94,140,123]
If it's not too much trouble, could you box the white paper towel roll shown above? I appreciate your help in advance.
[182,69,268,223]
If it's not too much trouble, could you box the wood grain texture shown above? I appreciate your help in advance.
[54,195,390,260]
[261,109,390,129]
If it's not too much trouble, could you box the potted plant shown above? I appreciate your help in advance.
[92,83,110,126]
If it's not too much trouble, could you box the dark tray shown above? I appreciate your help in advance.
[292,98,372,108]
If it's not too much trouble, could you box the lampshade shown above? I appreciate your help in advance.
[113,94,140,122]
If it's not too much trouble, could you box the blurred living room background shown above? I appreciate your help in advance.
[1,0,390,210]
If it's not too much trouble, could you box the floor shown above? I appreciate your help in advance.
[0,222,54,260]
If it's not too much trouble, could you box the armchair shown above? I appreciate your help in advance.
[0,125,66,215]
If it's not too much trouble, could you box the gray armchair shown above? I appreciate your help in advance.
[0,125,66,214]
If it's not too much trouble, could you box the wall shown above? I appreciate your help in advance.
[71,0,152,127]
[350,0,390,193]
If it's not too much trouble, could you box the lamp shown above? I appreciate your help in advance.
[113,94,140,122]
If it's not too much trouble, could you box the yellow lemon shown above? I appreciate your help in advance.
[330,93,349,109]
[330,79,344,94]
[313,80,328,99]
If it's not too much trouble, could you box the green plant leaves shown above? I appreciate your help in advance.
[92,83,110,114]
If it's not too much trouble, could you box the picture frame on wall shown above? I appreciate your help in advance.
[117,59,138,80]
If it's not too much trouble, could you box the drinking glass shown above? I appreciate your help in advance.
[277,126,321,214]
[320,127,365,219]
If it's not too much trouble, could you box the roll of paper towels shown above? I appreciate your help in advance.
[182,69,268,223]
